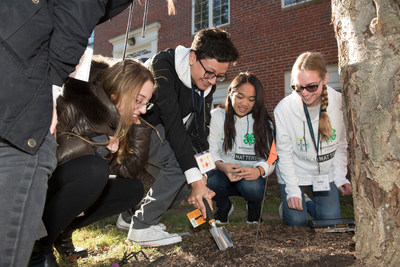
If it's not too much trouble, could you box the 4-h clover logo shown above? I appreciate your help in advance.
[329,128,337,142]
[243,133,255,145]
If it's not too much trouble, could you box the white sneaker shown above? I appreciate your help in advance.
[278,202,283,219]
[116,214,167,232]
[116,214,131,231]
[152,223,167,231]
[127,226,182,247]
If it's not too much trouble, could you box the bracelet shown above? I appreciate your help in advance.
[257,166,263,177]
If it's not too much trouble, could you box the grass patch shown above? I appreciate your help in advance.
[56,177,354,266]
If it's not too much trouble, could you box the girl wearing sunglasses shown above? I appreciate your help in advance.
[274,52,352,226]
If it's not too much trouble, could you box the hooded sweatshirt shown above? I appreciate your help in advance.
[143,46,215,183]
[209,108,275,177]
[274,86,349,200]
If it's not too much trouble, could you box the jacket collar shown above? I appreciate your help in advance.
[174,45,212,97]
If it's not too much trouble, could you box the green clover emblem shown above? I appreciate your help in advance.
[329,128,337,142]
[243,133,255,145]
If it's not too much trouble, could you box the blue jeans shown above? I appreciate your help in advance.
[207,169,266,211]
[0,132,57,267]
[279,182,341,226]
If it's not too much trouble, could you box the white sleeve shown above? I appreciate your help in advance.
[254,120,276,178]
[208,109,224,163]
[254,161,275,178]
[274,104,302,200]
[331,103,350,188]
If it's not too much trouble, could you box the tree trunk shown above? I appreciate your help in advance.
[331,0,400,265]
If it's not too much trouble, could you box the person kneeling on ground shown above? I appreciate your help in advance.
[29,56,155,266]
[207,72,275,225]
[274,52,352,226]
[117,28,239,247]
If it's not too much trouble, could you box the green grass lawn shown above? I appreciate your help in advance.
[57,177,354,266]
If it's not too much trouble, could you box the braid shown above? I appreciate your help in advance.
[319,85,333,140]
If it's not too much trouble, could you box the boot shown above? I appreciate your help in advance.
[28,240,59,267]
[54,227,88,262]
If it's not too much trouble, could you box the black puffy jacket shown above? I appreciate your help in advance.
[56,76,152,178]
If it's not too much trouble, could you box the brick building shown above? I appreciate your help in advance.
[93,0,339,114]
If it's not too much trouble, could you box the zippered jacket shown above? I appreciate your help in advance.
[0,0,132,154]
[274,86,349,200]
[56,74,151,179]
[143,46,215,183]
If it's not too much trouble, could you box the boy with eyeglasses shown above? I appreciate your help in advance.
[119,27,239,247]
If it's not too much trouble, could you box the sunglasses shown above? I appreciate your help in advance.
[291,79,323,93]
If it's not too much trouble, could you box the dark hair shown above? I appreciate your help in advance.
[191,27,239,64]
[223,72,274,159]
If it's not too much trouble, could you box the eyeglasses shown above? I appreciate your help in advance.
[136,99,154,110]
[198,60,227,82]
[291,79,323,93]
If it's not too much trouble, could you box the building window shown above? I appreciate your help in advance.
[282,0,313,8]
[212,82,229,108]
[192,0,230,34]
[108,22,161,61]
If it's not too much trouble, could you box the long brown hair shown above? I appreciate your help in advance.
[292,52,332,140]
[101,59,155,162]
[223,72,274,160]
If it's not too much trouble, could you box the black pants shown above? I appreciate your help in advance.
[40,155,144,245]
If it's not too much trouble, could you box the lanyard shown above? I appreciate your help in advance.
[191,85,204,137]
[303,102,321,173]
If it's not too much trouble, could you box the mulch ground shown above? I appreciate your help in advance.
[126,223,355,266]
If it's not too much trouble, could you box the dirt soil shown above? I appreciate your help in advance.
[128,172,356,267]
[128,223,355,267]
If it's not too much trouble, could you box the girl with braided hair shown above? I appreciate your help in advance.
[274,52,352,226]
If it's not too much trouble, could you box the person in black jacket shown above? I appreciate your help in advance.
[122,27,239,247]
[0,0,149,266]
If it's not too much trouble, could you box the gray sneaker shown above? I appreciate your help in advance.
[279,202,283,219]
[116,214,166,231]
[127,226,181,247]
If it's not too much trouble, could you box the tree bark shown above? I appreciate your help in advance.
[331,0,400,265]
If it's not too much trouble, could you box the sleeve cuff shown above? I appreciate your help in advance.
[254,162,275,178]
[184,167,203,184]
[334,178,351,189]
[285,185,302,200]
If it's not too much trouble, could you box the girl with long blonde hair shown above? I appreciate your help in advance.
[274,52,351,226]
[29,57,155,264]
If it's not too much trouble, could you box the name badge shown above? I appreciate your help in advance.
[194,150,216,174]
[312,175,330,191]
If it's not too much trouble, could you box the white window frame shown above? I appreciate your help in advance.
[284,64,341,96]
[282,0,313,9]
[192,0,230,34]
[212,82,230,108]
[108,22,161,61]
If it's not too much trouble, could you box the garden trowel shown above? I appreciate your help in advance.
[203,199,234,251]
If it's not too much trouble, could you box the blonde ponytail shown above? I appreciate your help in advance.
[319,85,333,140]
